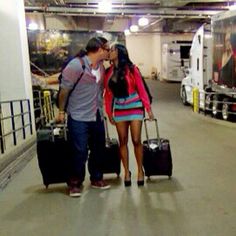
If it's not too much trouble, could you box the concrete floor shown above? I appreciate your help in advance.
[1,80,236,236]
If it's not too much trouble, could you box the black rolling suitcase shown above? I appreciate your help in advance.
[143,118,173,179]
[37,123,73,188]
[101,117,121,177]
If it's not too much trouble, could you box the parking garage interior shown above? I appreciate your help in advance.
[1,1,236,235]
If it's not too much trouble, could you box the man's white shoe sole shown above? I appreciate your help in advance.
[91,185,111,190]
[69,193,81,197]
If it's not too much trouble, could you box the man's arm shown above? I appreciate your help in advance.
[56,58,83,122]
[58,87,70,112]
[55,87,70,123]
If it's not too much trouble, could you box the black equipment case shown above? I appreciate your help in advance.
[143,118,173,178]
[101,117,121,177]
[36,123,73,188]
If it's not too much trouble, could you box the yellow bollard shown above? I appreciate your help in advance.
[192,87,199,113]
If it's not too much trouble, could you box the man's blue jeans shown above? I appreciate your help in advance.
[67,111,105,184]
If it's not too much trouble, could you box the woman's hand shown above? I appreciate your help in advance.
[147,110,154,120]
[109,116,116,125]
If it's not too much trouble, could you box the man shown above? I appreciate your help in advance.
[57,37,110,197]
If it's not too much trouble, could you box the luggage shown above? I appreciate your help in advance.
[143,118,173,178]
[101,117,121,177]
[36,123,73,188]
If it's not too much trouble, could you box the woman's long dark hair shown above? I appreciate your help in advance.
[114,43,134,79]
[108,43,134,98]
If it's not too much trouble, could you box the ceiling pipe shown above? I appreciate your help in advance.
[29,13,211,19]
[25,6,224,18]
[25,3,229,11]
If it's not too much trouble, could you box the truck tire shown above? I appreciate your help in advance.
[222,98,230,121]
[212,95,222,118]
[181,86,188,105]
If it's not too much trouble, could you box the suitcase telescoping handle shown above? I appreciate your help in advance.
[104,117,110,140]
[144,118,160,144]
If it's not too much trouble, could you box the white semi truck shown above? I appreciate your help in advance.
[181,10,236,121]
[180,24,212,108]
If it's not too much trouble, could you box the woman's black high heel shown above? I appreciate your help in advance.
[137,171,145,186]
[124,171,131,187]
[137,180,144,186]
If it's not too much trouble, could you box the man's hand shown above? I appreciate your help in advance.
[55,111,66,123]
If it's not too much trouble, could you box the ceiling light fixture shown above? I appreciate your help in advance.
[124,29,131,36]
[98,0,112,13]
[138,17,149,27]
[228,4,236,11]
[28,22,38,30]
[130,24,139,32]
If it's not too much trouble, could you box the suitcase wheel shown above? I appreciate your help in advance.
[116,172,120,178]
[168,176,172,179]
[45,185,49,189]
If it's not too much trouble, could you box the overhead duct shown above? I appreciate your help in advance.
[24,3,226,18]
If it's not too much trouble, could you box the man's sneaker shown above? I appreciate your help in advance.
[91,180,111,190]
[69,186,82,197]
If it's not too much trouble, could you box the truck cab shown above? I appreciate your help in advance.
[180,24,212,108]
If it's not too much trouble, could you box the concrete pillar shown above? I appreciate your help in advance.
[0,0,36,156]
[0,0,33,100]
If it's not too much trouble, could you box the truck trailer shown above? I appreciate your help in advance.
[181,10,236,121]
[162,41,191,82]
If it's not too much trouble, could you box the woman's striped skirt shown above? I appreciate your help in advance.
[113,92,144,122]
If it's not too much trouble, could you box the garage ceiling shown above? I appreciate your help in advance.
[24,0,233,33]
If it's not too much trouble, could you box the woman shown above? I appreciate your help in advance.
[104,43,154,187]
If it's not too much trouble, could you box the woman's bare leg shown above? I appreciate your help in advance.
[130,120,144,181]
[115,121,130,180]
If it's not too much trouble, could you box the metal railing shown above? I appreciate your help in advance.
[0,99,33,154]
[30,61,50,77]
[192,89,236,119]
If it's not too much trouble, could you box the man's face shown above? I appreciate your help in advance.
[100,42,110,60]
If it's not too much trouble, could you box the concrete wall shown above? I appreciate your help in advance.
[0,0,36,157]
[152,34,162,76]
[126,34,156,77]
[0,0,32,100]
[126,33,193,78]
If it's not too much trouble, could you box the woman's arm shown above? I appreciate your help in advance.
[133,66,152,112]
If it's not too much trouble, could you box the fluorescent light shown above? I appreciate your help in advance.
[28,22,38,30]
[98,0,112,12]
[138,17,149,27]
[130,25,139,32]
[124,29,131,36]
[96,30,103,34]
[228,6,236,10]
